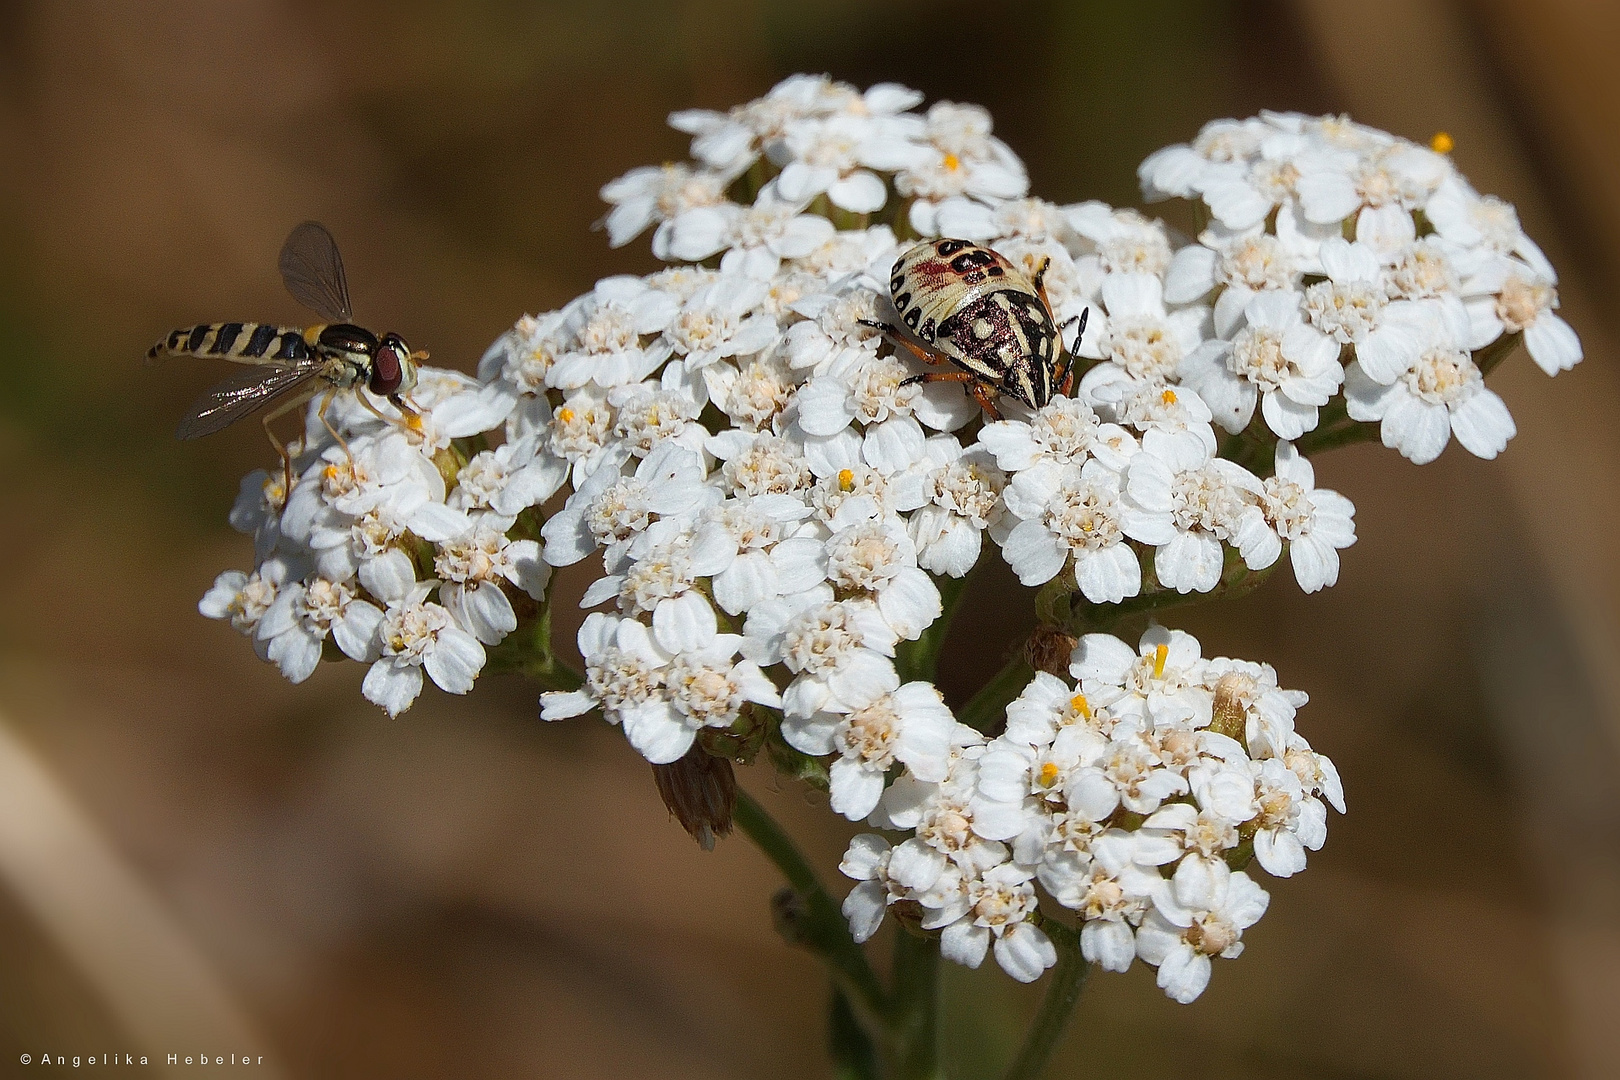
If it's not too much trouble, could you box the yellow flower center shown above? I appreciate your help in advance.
[943,152,961,172]
[1430,131,1455,154]
[558,407,576,423]
[838,468,855,491]
[1160,388,1178,405]
[1038,761,1062,787]
[1152,643,1168,679]
[1069,693,1091,719]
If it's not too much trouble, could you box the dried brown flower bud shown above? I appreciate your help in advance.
[1025,625,1079,677]
[651,746,738,850]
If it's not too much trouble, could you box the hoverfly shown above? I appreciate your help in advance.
[149,221,422,486]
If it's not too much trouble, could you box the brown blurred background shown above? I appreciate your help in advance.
[2,1,1618,1077]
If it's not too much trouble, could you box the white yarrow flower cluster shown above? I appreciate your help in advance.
[202,380,552,717]
[197,80,1576,1004]
[1138,112,1579,463]
[841,625,1343,1001]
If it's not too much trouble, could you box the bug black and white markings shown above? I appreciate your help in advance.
[864,237,1086,420]
[149,221,424,489]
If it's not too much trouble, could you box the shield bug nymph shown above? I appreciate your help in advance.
[863,238,1086,420]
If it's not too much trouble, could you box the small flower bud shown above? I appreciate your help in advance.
[1025,625,1078,677]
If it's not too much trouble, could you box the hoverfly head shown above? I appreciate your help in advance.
[370,332,417,396]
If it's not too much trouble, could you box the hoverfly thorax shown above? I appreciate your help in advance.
[314,321,376,376]
[370,332,416,396]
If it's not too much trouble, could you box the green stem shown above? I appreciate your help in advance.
[895,567,976,683]
[1064,549,1278,638]
[733,790,888,1023]
[1475,329,1523,377]
[1033,575,1077,629]
[999,920,1088,1080]
[1292,416,1380,457]
[485,567,582,691]
[958,654,1034,734]
[829,987,882,1080]
[887,932,941,1080]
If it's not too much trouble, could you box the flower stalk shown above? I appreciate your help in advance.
[999,919,1088,1080]
[734,790,889,1023]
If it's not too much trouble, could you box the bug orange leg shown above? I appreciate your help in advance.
[900,370,1005,421]
[1055,352,1076,398]
[1032,256,1053,314]
[858,318,948,366]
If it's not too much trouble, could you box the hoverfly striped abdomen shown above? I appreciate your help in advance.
[149,322,309,363]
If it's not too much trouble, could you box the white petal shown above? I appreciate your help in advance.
[541,689,596,720]
[1524,314,1582,375]
[994,923,1057,983]
[424,628,485,694]
[1001,519,1068,586]
[362,660,424,718]
[1254,828,1307,877]
[1296,171,1360,224]
[333,601,384,661]
[829,757,887,820]
[1081,920,1137,973]
[940,922,990,969]
[359,549,417,603]
[1381,391,1452,464]
[877,568,943,641]
[842,880,889,943]
[1156,945,1212,1004]
[622,701,695,764]
[840,834,892,880]
[828,170,888,213]
[268,627,322,684]
[1260,390,1317,440]
[1164,246,1219,304]
[653,590,718,653]
[1449,388,1516,460]
[863,417,927,475]
[781,711,840,756]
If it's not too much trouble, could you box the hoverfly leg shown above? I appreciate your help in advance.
[314,389,354,462]
[356,388,424,439]
[258,385,322,495]
[387,393,421,420]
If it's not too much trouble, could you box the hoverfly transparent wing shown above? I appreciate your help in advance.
[278,221,353,323]
[176,358,322,440]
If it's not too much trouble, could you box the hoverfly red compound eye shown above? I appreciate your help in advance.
[369,343,404,394]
